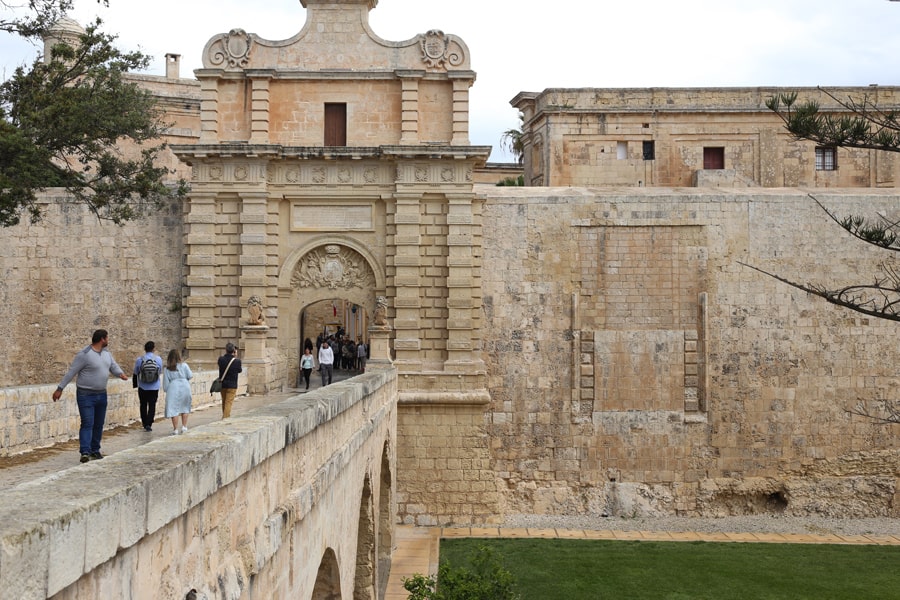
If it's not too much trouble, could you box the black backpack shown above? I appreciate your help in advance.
[139,357,160,384]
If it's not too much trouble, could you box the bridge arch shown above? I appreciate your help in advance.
[312,547,343,600]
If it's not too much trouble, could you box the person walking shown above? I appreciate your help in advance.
[318,340,334,386]
[356,338,367,373]
[133,341,162,431]
[217,342,242,418]
[52,329,129,463]
[300,347,314,390]
[162,349,193,435]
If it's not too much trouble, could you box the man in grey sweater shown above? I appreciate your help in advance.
[53,329,129,463]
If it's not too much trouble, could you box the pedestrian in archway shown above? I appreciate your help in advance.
[318,341,334,386]
[300,347,314,390]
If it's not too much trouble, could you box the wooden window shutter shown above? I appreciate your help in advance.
[324,103,347,146]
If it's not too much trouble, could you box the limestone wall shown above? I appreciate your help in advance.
[0,193,185,389]
[0,371,229,457]
[0,370,397,600]
[479,186,900,518]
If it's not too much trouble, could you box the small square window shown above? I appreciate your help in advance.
[816,147,837,171]
[703,147,725,169]
[642,141,655,161]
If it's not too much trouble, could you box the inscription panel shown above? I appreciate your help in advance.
[291,203,374,231]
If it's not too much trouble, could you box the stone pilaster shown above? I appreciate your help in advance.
[398,72,421,145]
[248,72,273,144]
[444,193,482,371]
[198,75,219,143]
[392,193,422,371]
[449,75,471,145]
[183,191,219,366]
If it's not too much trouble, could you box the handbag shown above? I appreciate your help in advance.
[210,357,236,395]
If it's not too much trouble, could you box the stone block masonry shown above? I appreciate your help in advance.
[478,186,900,518]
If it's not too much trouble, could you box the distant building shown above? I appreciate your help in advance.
[512,86,900,188]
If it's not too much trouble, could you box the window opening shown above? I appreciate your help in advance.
[703,147,725,169]
[642,141,655,161]
[816,147,837,171]
[324,103,347,146]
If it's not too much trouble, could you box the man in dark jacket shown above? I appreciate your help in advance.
[217,342,243,418]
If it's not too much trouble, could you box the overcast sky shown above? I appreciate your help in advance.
[3,0,900,162]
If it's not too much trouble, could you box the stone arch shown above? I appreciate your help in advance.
[354,475,376,600]
[312,547,343,600]
[279,235,386,317]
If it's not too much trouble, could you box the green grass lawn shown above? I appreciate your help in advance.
[437,538,900,600]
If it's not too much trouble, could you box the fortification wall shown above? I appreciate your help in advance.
[478,186,900,518]
[0,192,185,388]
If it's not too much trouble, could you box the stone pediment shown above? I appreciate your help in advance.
[201,2,470,73]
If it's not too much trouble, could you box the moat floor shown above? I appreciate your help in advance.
[384,524,900,599]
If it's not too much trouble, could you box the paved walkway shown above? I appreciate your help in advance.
[0,368,357,490]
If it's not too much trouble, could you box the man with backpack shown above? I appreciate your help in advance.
[133,341,163,431]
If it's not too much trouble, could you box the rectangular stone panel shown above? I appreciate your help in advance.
[291,203,373,231]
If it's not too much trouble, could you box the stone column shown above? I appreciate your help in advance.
[392,193,423,371]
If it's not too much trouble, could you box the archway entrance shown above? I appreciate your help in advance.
[295,299,370,386]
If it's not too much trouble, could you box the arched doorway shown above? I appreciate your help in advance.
[279,240,385,389]
[295,299,370,387]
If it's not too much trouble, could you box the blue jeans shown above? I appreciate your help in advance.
[76,389,108,455]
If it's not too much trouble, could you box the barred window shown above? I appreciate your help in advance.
[816,147,837,171]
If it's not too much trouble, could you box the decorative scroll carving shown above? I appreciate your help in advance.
[420,30,463,69]
[208,29,253,69]
[291,245,376,291]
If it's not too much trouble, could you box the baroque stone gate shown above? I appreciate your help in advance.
[172,0,490,397]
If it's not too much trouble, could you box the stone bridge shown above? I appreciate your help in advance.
[0,369,397,600]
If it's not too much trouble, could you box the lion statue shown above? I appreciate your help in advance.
[247,295,266,325]
[373,295,388,326]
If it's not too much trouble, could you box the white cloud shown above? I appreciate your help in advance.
[3,0,899,161]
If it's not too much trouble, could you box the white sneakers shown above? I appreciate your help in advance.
[181,426,188,433]
[171,429,180,435]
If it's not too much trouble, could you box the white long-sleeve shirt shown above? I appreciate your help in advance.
[318,346,334,366]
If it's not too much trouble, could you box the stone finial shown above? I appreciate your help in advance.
[247,295,266,325]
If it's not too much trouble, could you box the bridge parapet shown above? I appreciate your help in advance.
[0,369,398,600]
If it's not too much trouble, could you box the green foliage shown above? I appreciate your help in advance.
[496,175,524,187]
[403,545,520,600]
[767,89,900,152]
[500,112,525,165]
[0,1,188,226]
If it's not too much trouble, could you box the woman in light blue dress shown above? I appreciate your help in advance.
[162,349,193,435]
